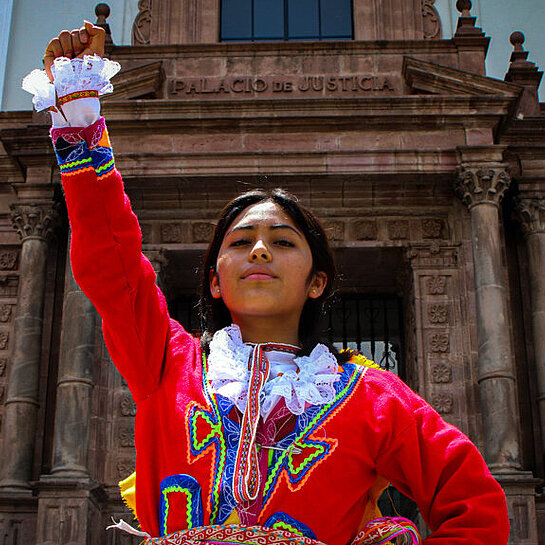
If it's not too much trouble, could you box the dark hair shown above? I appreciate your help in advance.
[199,188,340,358]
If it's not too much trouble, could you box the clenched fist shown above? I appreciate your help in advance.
[44,21,105,82]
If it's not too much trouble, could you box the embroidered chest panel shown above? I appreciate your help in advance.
[159,357,364,536]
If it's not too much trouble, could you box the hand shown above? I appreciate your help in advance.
[44,21,106,82]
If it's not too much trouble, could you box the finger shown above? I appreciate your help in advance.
[71,29,85,56]
[58,30,73,58]
[78,25,89,44]
[44,38,63,82]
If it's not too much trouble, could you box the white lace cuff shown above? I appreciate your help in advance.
[22,55,121,124]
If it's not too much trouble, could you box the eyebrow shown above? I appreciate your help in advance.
[227,223,303,238]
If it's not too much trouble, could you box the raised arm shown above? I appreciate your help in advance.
[25,24,176,401]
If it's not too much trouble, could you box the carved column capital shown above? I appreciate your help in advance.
[513,195,545,236]
[9,202,61,242]
[455,167,511,209]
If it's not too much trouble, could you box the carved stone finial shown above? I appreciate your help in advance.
[512,196,545,236]
[505,30,542,116]
[95,2,110,22]
[95,3,113,45]
[455,167,511,209]
[9,202,61,242]
[456,0,472,16]
[510,31,525,52]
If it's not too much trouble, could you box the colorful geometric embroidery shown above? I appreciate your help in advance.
[57,89,99,106]
[263,512,317,539]
[350,517,420,545]
[92,145,115,179]
[232,344,271,503]
[159,474,203,535]
[186,354,230,525]
[144,524,326,545]
[261,364,363,510]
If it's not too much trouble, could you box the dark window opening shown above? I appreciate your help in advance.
[221,0,353,42]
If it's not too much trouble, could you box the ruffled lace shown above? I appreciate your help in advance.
[207,325,340,417]
[22,55,121,111]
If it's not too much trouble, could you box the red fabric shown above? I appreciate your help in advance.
[60,120,510,545]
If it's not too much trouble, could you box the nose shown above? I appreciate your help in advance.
[249,240,271,262]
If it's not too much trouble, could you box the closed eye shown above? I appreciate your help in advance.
[275,240,295,247]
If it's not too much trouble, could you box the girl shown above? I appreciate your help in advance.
[23,21,510,545]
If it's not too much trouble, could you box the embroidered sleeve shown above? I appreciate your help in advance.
[53,117,173,400]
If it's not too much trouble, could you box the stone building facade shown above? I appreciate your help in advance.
[0,0,544,543]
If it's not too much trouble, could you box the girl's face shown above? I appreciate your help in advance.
[210,201,327,330]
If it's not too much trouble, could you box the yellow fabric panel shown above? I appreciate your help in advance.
[119,471,138,519]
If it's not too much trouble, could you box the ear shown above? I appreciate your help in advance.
[209,269,222,299]
[308,271,327,299]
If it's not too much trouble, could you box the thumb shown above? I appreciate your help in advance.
[83,20,103,36]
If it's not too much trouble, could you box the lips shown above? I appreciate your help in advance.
[242,268,276,280]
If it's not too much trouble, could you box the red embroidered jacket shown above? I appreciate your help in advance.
[53,118,510,544]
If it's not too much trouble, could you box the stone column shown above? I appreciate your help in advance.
[456,151,521,471]
[50,249,97,476]
[457,149,540,545]
[513,196,545,463]
[0,202,59,492]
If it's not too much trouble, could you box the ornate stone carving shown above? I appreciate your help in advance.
[10,202,61,241]
[421,219,444,239]
[431,363,452,383]
[0,305,12,323]
[192,222,215,243]
[132,0,152,45]
[120,393,137,417]
[117,457,136,478]
[160,223,184,243]
[422,0,442,39]
[429,333,449,353]
[354,220,378,240]
[513,196,545,236]
[324,221,344,241]
[0,358,6,376]
[431,393,453,414]
[0,251,18,270]
[388,220,409,240]
[406,245,458,268]
[118,427,135,448]
[428,304,448,324]
[455,168,511,209]
[427,275,447,295]
[0,332,9,350]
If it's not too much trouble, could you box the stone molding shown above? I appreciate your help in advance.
[513,195,545,236]
[9,202,60,242]
[455,167,511,209]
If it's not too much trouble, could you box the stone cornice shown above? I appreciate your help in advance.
[108,40,459,59]
[403,56,522,97]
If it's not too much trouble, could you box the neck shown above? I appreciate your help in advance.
[231,314,301,346]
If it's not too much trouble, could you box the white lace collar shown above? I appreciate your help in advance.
[206,324,340,418]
